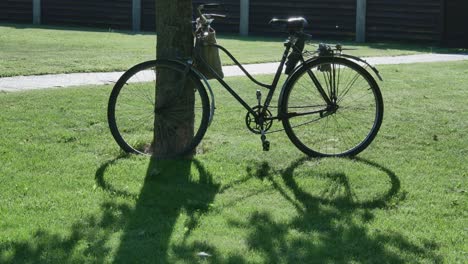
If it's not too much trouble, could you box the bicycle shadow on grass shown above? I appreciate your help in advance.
[224,157,442,263]
[0,155,221,263]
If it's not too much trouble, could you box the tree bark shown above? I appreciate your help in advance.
[153,0,194,158]
[156,0,193,60]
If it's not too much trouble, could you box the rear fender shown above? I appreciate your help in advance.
[277,55,382,116]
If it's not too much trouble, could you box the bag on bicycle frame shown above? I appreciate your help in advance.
[195,27,224,80]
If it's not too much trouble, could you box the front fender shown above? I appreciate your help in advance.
[187,64,216,126]
[164,59,216,126]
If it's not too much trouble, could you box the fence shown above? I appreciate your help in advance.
[0,0,32,24]
[40,0,133,29]
[1,0,466,46]
[366,0,442,42]
[249,0,356,38]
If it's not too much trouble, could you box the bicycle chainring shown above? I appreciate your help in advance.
[245,106,273,134]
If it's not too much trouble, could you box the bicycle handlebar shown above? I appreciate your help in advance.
[197,3,226,25]
[204,13,227,19]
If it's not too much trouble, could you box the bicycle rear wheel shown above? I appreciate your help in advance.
[108,60,210,157]
[281,57,383,157]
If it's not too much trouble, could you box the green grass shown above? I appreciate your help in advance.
[1,61,467,263]
[1,24,464,78]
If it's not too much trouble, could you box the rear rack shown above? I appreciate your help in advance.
[302,43,383,81]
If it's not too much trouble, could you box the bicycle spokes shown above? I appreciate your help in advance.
[282,57,383,157]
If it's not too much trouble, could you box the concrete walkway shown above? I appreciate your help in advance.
[1,53,467,92]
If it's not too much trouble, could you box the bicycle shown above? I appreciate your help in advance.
[107,3,384,158]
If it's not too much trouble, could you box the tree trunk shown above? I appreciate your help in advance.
[153,0,194,158]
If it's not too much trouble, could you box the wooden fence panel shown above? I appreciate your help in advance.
[141,0,155,31]
[443,0,468,48]
[141,0,240,33]
[41,0,133,30]
[249,0,356,38]
[366,0,442,42]
[0,0,33,23]
[2,0,459,45]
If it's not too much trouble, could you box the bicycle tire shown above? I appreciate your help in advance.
[280,57,383,157]
[108,60,210,157]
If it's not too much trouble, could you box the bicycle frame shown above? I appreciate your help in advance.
[193,38,295,120]
[191,4,337,125]
[193,37,335,123]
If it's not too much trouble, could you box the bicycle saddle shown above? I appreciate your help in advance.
[269,17,308,32]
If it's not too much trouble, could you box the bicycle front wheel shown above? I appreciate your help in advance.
[281,57,383,157]
[108,60,210,157]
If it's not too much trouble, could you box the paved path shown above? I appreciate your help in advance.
[1,53,467,92]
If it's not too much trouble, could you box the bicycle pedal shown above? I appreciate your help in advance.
[262,140,270,151]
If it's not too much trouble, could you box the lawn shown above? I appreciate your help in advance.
[0,24,462,78]
[0,61,467,263]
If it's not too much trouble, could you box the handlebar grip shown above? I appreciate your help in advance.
[204,13,227,19]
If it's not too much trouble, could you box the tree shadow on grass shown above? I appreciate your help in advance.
[0,199,132,263]
[0,156,220,263]
[228,157,442,263]
[0,154,133,263]
[0,203,130,264]
[110,157,220,263]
